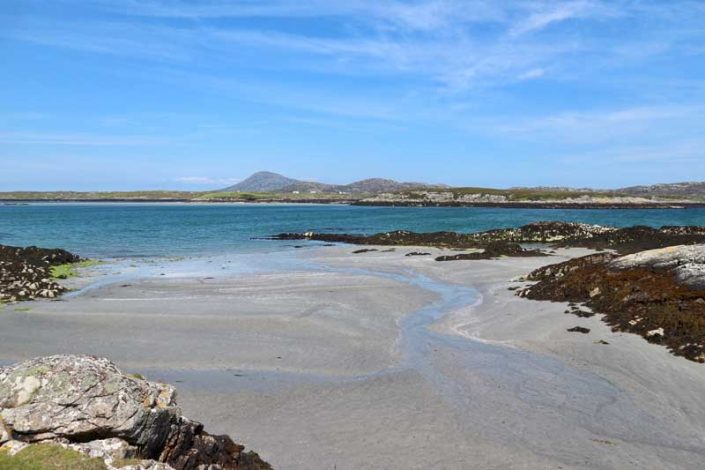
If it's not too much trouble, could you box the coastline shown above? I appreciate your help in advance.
[3,198,705,209]
[2,245,705,468]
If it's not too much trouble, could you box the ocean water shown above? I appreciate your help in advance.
[1,203,705,259]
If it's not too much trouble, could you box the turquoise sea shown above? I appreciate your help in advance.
[2,203,705,259]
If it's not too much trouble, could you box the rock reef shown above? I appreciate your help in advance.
[519,245,705,362]
[0,245,80,302]
[270,221,705,255]
[0,355,271,470]
[435,241,547,261]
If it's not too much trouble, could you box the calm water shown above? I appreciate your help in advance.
[2,203,705,258]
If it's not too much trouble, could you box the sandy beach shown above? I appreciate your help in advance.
[1,245,705,469]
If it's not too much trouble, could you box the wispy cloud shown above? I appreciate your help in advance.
[495,105,705,138]
[7,0,704,93]
[558,138,705,165]
[0,132,167,146]
[509,1,604,36]
[3,0,705,186]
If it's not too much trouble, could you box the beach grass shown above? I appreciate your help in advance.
[0,444,107,469]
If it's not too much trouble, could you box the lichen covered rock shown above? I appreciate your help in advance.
[0,355,271,470]
[610,244,705,289]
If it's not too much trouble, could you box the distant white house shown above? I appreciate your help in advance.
[292,190,300,194]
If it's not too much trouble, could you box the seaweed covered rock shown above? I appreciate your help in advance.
[0,244,80,302]
[268,222,705,255]
[0,355,271,470]
[553,225,705,254]
[436,241,547,261]
[472,222,614,244]
[270,230,484,249]
[519,245,705,362]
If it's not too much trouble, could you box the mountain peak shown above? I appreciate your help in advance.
[221,171,445,194]
[222,171,300,192]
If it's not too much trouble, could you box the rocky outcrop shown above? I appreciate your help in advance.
[269,222,705,255]
[0,355,271,470]
[0,245,80,302]
[552,225,705,254]
[471,222,614,244]
[519,245,705,362]
[610,245,705,289]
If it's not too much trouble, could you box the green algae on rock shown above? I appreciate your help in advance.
[0,245,81,303]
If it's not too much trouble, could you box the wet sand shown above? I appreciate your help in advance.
[1,246,704,469]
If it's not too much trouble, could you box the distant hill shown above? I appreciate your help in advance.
[223,171,300,192]
[222,171,446,194]
[618,182,705,199]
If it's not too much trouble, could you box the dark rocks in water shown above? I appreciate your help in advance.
[476,222,705,254]
[554,225,705,254]
[519,245,705,362]
[0,245,81,303]
[0,355,271,470]
[271,230,484,249]
[352,248,378,254]
[436,241,547,261]
[267,222,705,255]
[0,245,79,266]
[570,309,596,318]
[406,252,431,257]
[567,326,591,334]
[473,221,613,244]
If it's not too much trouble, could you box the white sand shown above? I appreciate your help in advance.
[1,246,705,469]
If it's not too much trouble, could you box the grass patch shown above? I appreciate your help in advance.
[0,191,196,201]
[195,191,354,201]
[50,260,102,280]
[0,444,107,470]
[14,307,31,313]
[112,458,144,468]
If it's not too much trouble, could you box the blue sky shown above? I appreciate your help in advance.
[1,0,704,190]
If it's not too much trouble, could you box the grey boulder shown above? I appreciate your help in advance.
[0,355,271,470]
[610,244,705,289]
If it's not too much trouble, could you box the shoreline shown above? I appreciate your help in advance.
[3,199,705,209]
[2,245,705,467]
